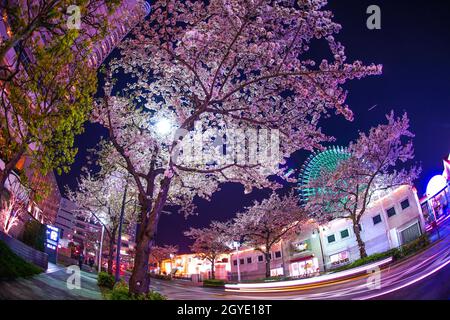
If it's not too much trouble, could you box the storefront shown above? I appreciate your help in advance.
[289,255,319,278]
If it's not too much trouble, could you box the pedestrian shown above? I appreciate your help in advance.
[78,253,84,270]
[89,257,94,268]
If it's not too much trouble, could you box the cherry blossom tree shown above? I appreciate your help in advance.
[149,245,178,275]
[232,192,308,278]
[0,179,28,234]
[184,221,231,280]
[95,0,381,293]
[67,169,138,274]
[304,112,421,258]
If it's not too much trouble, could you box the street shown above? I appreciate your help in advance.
[150,221,450,300]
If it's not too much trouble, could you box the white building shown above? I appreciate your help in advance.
[229,185,425,280]
[229,243,285,281]
[54,197,77,245]
[287,185,425,274]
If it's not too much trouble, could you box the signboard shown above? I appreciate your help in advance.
[45,225,60,263]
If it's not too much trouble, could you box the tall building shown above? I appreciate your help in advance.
[55,197,77,243]
[88,0,151,68]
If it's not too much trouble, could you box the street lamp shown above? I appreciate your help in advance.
[155,118,173,136]
[98,224,105,273]
[312,228,326,272]
[227,241,241,282]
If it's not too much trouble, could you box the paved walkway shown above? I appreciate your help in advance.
[0,263,103,300]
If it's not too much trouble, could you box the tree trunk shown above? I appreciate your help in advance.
[107,230,116,275]
[210,259,215,280]
[129,229,152,294]
[265,252,271,278]
[128,176,171,295]
[353,222,367,258]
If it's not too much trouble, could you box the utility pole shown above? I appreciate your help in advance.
[235,243,241,282]
[98,224,105,273]
[115,183,128,283]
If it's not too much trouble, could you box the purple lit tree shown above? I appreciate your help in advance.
[232,192,308,278]
[304,112,421,258]
[94,0,381,294]
[184,221,231,280]
[67,169,138,274]
[149,245,178,275]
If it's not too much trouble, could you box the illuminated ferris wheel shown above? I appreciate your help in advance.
[298,146,350,205]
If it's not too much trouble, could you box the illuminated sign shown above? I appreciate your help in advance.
[45,225,60,251]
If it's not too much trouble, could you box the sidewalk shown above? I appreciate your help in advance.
[0,263,103,300]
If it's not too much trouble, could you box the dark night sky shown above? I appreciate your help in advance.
[56,0,450,253]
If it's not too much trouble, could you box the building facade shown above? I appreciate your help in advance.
[228,185,425,280]
[159,253,231,281]
[228,243,285,281]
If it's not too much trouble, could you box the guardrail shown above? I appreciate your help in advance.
[0,231,48,270]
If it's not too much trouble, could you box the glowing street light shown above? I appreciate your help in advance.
[155,118,173,136]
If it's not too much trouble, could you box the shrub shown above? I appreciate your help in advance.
[203,279,225,287]
[0,240,43,279]
[332,234,430,273]
[397,234,430,258]
[97,271,115,289]
[107,281,167,300]
[20,220,46,252]
[331,251,394,273]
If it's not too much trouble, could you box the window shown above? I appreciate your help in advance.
[327,234,336,243]
[274,251,282,259]
[387,207,396,218]
[340,229,349,239]
[400,223,421,244]
[372,214,382,225]
[247,257,252,264]
[233,260,237,266]
[239,258,244,265]
[401,198,410,210]
[258,255,264,262]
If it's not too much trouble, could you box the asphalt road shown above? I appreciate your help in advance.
[150,220,450,300]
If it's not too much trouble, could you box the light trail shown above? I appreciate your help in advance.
[225,257,392,293]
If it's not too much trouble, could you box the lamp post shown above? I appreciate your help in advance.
[115,183,128,283]
[313,228,326,272]
[226,241,241,282]
[98,224,105,273]
[231,242,241,282]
